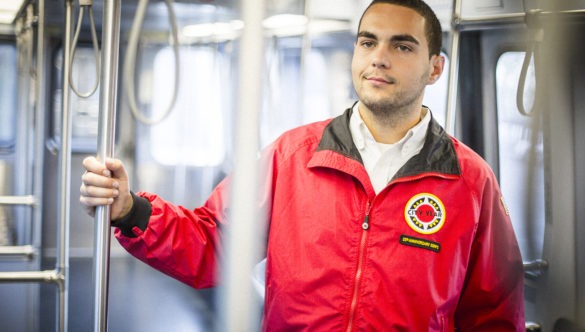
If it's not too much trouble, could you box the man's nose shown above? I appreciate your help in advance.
[371,46,391,68]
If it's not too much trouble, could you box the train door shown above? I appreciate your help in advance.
[454,0,585,330]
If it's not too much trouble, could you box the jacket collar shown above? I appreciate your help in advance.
[310,105,461,180]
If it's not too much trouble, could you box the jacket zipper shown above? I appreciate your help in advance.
[346,201,372,332]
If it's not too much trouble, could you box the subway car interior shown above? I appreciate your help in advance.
[0,0,584,331]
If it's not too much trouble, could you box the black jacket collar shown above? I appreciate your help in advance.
[316,106,461,180]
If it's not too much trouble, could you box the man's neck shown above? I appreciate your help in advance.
[358,104,425,144]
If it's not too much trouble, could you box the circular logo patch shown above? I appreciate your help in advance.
[404,193,446,234]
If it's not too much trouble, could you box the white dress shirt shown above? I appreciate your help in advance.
[349,102,431,194]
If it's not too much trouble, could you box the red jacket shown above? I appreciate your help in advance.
[115,108,525,331]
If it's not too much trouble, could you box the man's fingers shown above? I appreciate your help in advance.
[80,182,119,199]
[104,158,128,181]
[81,169,119,190]
[82,156,115,178]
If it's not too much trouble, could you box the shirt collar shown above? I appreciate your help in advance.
[350,102,431,155]
[349,103,371,150]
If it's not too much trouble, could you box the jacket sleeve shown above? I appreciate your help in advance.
[114,178,231,289]
[113,146,277,290]
[454,173,525,331]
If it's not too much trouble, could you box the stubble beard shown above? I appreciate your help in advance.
[360,83,426,127]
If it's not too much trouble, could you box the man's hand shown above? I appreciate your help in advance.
[79,156,133,221]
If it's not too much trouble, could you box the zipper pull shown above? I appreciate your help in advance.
[362,201,372,230]
[362,215,370,230]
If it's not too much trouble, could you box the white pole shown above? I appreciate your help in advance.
[219,0,266,331]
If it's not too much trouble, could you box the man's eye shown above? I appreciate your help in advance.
[397,45,413,52]
[361,41,375,48]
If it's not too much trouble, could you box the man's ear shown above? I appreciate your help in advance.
[427,54,445,85]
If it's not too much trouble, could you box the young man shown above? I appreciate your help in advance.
[80,0,525,330]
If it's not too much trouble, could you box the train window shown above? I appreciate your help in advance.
[0,43,17,150]
[260,38,355,146]
[496,51,544,261]
[51,46,100,152]
[146,46,228,167]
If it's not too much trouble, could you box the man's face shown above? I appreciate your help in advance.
[351,3,444,116]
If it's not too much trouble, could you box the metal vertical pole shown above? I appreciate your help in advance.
[93,0,121,331]
[445,0,462,135]
[56,1,74,330]
[15,7,34,246]
[219,0,265,331]
[33,0,48,330]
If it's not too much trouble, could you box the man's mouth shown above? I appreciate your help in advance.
[365,75,395,85]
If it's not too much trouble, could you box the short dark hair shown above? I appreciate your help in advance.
[357,0,443,57]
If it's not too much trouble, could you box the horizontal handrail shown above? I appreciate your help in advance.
[0,195,37,206]
[0,245,36,258]
[455,9,585,31]
[0,270,63,284]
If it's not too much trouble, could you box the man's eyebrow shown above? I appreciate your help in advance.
[357,32,420,46]
[357,31,377,40]
[391,34,420,45]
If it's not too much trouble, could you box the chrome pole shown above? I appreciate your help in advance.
[219,0,265,331]
[32,0,48,330]
[445,0,462,135]
[93,0,121,330]
[14,7,33,247]
[56,0,74,330]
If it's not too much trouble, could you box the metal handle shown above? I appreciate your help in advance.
[525,322,542,332]
[524,259,548,279]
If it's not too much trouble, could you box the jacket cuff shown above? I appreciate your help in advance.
[111,191,152,237]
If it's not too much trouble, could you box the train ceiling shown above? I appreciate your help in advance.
[0,0,470,38]
[4,0,582,39]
